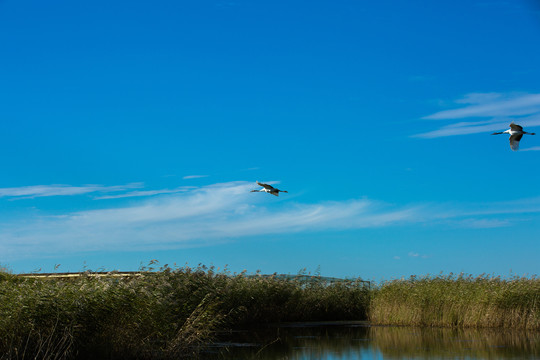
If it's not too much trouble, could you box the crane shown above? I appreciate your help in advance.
[491,122,535,151]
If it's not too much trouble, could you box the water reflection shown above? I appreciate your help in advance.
[209,322,540,359]
[371,326,540,360]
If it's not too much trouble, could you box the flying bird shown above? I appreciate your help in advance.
[491,122,535,151]
[251,181,288,197]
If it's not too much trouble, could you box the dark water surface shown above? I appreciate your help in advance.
[206,321,540,359]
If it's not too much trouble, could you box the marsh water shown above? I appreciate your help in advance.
[207,321,540,359]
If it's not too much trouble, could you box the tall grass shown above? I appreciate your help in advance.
[3,267,539,359]
[0,265,369,359]
[370,273,540,329]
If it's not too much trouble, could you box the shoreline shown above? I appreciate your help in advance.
[1,268,539,359]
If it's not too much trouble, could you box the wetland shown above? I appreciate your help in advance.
[210,321,540,359]
[1,267,539,359]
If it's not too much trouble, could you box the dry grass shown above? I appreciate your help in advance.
[370,273,540,329]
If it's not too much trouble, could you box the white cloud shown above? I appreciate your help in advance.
[424,93,540,120]
[456,196,540,217]
[0,181,423,259]
[95,188,193,200]
[408,251,430,259]
[415,93,540,138]
[415,116,540,138]
[183,175,209,180]
[1,181,540,261]
[520,146,540,152]
[453,218,511,229]
[0,183,143,199]
[414,119,508,138]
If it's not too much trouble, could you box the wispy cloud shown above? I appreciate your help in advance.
[415,93,540,138]
[1,181,540,261]
[520,146,540,152]
[452,218,511,229]
[183,175,209,180]
[94,187,194,200]
[424,93,540,120]
[0,183,143,199]
[408,251,430,259]
[0,181,419,259]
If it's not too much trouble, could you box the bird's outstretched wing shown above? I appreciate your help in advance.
[509,123,523,131]
[509,134,523,151]
[257,182,276,190]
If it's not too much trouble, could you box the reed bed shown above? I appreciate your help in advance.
[370,273,540,329]
[3,267,539,359]
[0,265,369,360]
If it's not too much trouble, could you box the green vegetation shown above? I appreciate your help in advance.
[0,265,368,359]
[2,268,539,360]
[370,273,540,329]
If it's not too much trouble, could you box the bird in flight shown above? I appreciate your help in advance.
[491,122,535,151]
[251,181,288,196]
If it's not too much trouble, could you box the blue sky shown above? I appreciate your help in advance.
[1,0,540,279]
